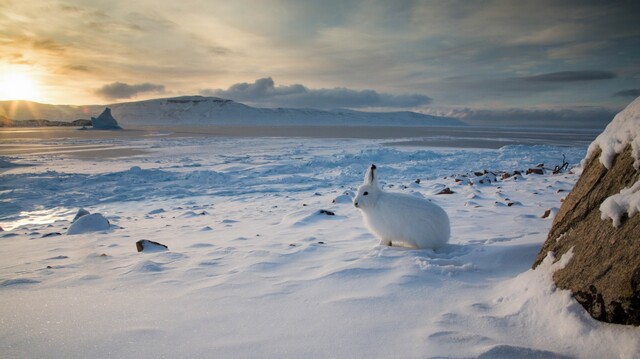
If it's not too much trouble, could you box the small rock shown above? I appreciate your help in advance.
[414,178,421,184]
[319,209,335,216]
[436,187,455,195]
[501,173,511,180]
[541,209,552,218]
[41,232,62,238]
[536,163,545,168]
[527,168,544,175]
[136,239,168,253]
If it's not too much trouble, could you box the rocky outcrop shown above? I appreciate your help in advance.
[91,108,122,130]
[533,97,640,326]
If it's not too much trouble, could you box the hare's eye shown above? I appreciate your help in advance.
[363,191,369,196]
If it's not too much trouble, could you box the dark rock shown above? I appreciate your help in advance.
[436,187,455,195]
[91,108,122,130]
[501,172,511,180]
[41,232,62,238]
[533,146,640,325]
[414,178,421,184]
[541,209,551,218]
[319,209,335,216]
[526,168,544,175]
[136,239,168,252]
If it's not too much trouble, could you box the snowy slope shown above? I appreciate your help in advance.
[0,96,465,127]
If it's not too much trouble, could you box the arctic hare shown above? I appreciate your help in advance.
[354,164,450,249]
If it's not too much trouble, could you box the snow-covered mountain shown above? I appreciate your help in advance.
[0,96,465,127]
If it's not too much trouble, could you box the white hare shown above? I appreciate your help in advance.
[354,164,450,249]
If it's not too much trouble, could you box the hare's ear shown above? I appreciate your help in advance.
[364,164,378,186]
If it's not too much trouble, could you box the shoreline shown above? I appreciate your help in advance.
[0,125,597,158]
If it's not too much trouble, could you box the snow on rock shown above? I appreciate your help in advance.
[67,213,111,235]
[600,181,640,227]
[586,96,640,226]
[586,96,640,170]
[90,108,122,130]
[136,239,168,252]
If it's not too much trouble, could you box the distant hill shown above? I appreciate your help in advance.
[0,96,465,127]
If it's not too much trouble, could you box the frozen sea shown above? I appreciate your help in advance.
[1,126,638,358]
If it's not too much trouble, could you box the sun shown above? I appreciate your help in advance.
[0,69,42,102]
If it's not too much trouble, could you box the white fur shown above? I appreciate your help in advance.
[354,164,450,249]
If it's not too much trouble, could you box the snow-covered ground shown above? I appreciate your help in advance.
[1,132,639,358]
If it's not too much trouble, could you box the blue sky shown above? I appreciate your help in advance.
[1,0,639,126]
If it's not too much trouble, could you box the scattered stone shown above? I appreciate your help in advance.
[317,241,325,244]
[289,243,297,247]
[536,163,545,168]
[541,209,551,218]
[41,232,62,238]
[319,209,335,216]
[414,178,421,184]
[436,187,455,195]
[526,168,544,175]
[136,239,168,253]
[454,178,462,183]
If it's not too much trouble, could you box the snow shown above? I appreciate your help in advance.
[1,132,639,358]
[67,213,111,234]
[586,96,640,227]
[586,96,640,170]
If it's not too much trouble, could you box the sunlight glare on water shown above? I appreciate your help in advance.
[2,207,73,231]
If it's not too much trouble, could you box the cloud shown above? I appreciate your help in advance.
[522,71,616,82]
[613,89,640,98]
[200,77,431,109]
[95,82,165,100]
[433,106,616,129]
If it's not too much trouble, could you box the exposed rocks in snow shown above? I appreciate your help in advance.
[318,209,335,216]
[436,187,455,195]
[67,213,111,235]
[136,239,168,252]
[41,232,62,238]
[332,191,354,204]
[526,168,544,175]
[533,96,640,326]
[91,108,122,130]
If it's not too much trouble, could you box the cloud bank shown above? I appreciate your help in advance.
[613,89,640,98]
[201,78,431,109]
[432,106,616,129]
[522,70,616,82]
[96,82,165,100]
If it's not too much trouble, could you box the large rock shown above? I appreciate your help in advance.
[91,107,122,130]
[533,97,640,326]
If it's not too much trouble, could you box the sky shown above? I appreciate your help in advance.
[0,0,639,127]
